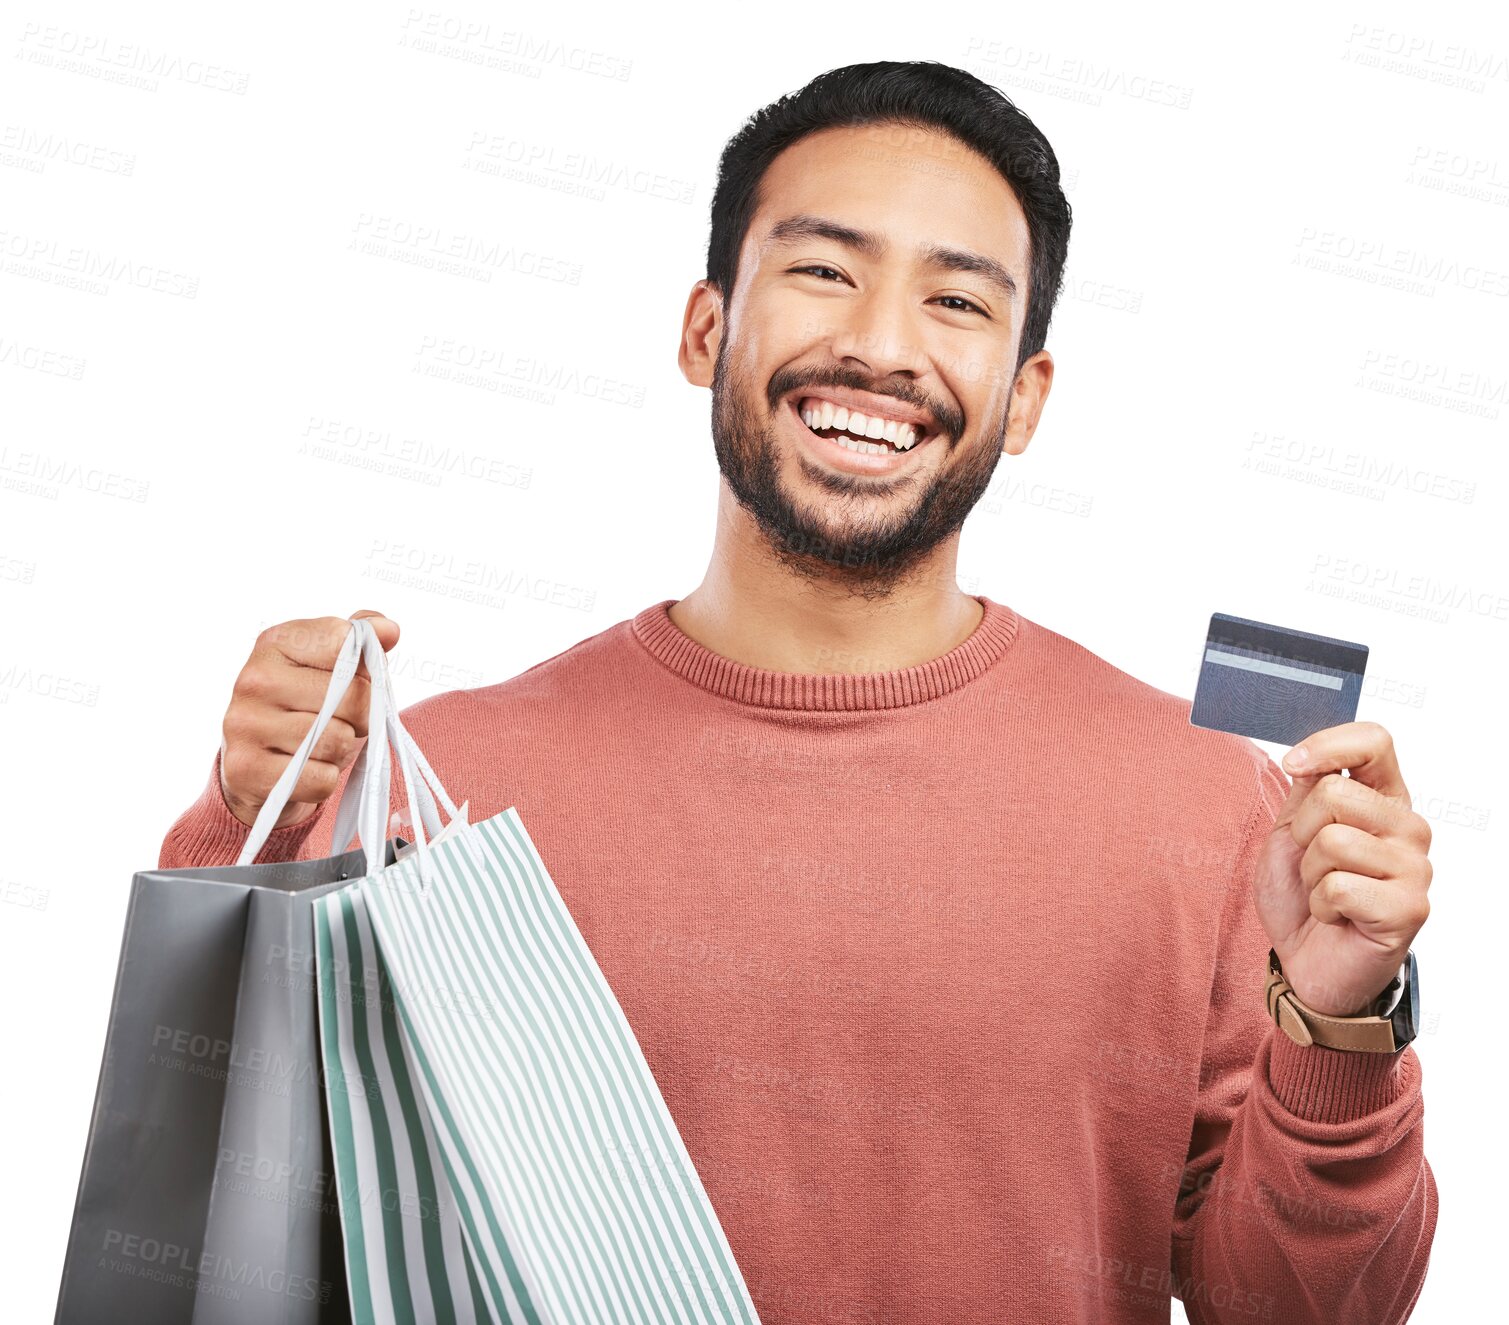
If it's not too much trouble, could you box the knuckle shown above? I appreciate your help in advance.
[321,728,356,768]
[1313,821,1350,853]
[221,745,254,792]
[1317,772,1349,800]
[259,619,304,651]
[222,702,252,741]
[307,762,340,799]
[1405,896,1430,930]
[235,662,273,702]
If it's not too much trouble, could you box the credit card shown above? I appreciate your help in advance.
[1189,613,1368,746]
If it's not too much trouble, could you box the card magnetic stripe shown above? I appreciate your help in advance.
[1205,613,1368,676]
[1201,647,1346,690]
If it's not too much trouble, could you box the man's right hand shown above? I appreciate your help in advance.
[218,610,400,830]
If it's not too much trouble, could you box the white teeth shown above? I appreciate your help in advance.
[798,397,925,455]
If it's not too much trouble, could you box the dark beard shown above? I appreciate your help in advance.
[708,340,1010,597]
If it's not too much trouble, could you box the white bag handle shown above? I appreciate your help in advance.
[236,618,475,885]
[332,623,487,885]
[353,623,487,887]
[332,666,475,866]
[332,700,443,870]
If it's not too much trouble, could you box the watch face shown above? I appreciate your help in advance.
[1390,950,1420,1048]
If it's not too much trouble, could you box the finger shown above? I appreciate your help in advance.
[224,743,346,811]
[1282,720,1408,803]
[260,662,376,738]
[349,609,400,653]
[1289,772,1429,851]
[253,614,392,732]
[1309,870,1430,935]
[261,708,362,769]
[257,615,369,671]
[1297,820,1402,891]
[259,613,397,688]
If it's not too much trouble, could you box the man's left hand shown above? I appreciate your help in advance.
[1251,720,1433,1017]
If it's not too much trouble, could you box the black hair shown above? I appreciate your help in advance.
[706,60,1073,377]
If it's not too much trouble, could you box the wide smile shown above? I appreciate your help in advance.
[782,395,942,476]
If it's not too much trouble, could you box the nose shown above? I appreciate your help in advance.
[824,280,929,381]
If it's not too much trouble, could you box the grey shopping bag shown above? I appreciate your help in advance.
[53,842,395,1323]
[55,623,430,1324]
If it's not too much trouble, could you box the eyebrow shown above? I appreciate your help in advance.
[763,212,1019,303]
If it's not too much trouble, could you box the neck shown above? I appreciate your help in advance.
[669,485,984,675]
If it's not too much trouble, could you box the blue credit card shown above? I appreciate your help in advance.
[1189,613,1369,747]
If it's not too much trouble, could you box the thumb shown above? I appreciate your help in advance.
[1269,768,1322,836]
[349,609,400,653]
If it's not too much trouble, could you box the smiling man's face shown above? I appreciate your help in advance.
[693,121,1050,591]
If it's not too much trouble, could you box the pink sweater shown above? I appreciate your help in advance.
[160,597,1437,1322]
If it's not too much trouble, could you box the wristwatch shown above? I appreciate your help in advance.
[1265,949,1419,1054]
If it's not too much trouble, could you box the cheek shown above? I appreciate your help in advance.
[979,385,1014,429]
[737,285,815,354]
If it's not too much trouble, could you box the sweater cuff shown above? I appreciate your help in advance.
[1265,1027,1414,1124]
[158,748,325,869]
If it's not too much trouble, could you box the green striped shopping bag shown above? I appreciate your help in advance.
[241,617,761,1325]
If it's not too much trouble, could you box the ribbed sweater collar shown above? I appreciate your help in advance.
[629,595,1020,711]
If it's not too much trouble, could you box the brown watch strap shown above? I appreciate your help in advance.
[1265,950,1399,1053]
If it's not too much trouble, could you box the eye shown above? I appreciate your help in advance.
[935,294,989,318]
[791,264,846,282]
[790,267,989,318]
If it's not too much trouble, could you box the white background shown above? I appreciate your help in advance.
[3,1,1505,1319]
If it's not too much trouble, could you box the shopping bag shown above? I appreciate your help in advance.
[53,818,392,1322]
[290,617,763,1324]
[55,612,446,1324]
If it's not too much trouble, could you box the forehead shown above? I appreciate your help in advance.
[746,123,1030,278]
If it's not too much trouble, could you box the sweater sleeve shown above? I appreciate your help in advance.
[1169,752,1438,1324]
[157,741,404,871]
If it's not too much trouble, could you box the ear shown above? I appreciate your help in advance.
[679,280,724,388]
[1002,349,1054,457]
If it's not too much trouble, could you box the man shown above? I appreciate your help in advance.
[161,60,1436,1322]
